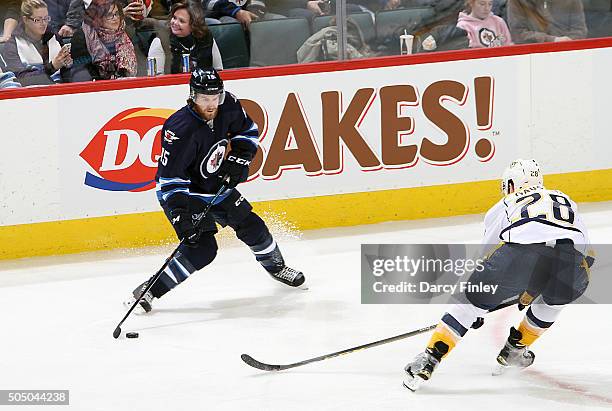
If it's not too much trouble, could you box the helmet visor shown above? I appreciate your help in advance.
[192,89,225,106]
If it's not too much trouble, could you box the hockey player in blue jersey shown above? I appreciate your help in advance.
[127,68,305,312]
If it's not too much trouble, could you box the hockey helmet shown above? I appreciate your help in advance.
[501,159,543,195]
[189,68,225,104]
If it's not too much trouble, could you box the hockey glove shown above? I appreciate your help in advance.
[471,317,484,329]
[170,208,200,247]
[218,151,251,189]
[518,291,535,311]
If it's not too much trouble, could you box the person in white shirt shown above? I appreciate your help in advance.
[403,158,593,391]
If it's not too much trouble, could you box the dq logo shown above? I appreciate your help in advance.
[80,108,174,192]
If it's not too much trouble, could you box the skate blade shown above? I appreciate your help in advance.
[492,363,524,376]
[122,299,148,315]
[492,363,508,376]
[403,374,423,392]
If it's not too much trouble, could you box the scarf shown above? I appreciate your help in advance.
[82,20,137,79]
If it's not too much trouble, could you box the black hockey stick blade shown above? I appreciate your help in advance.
[113,326,121,339]
[240,354,282,371]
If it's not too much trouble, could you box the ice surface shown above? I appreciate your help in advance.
[1,202,611,411]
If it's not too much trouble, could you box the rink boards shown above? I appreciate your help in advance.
[1,39,612,259]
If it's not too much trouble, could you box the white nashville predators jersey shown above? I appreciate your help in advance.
[483,185,590,254]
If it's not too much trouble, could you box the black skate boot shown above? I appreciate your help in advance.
[269,266,306,287]
[123,281,155,313]
[493,327,535,375]
[403,341,449,391]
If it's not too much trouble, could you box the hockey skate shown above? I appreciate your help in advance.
[403,341,449,391]
[268,266,306,288]
[123,281,155,313]
[493,327,535,376]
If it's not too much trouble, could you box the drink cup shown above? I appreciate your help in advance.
[400,34,414,55]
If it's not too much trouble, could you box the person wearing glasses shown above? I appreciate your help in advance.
[69,0,137,80]
[1,0,72,85]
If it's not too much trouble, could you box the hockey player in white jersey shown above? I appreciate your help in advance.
[403,159,593,391]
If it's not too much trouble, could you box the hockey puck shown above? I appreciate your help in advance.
[126,332,139,339]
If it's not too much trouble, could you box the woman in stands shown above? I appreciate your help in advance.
[1,0,72,86]
[507,0,587,43]
[457,0,512,48]
[70,0,137,81]
[148,0,222,75]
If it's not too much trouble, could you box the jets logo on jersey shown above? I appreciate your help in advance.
[164,129,180,145]
[479,28,502,47]
[200,140,228,178]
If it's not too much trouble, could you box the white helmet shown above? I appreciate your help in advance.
[501,159,543,195]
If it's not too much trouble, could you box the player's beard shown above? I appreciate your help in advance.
[197,106,218,121]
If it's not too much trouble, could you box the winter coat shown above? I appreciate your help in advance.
[507,0,587,43]
[168,33,215,74]
[1,26,67,85]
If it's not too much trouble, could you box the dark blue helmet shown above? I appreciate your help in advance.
[190,68,224,96]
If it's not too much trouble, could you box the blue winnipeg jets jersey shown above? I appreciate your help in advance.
[155,92,258,208]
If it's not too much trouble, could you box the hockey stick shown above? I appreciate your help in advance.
[241,298,518,371]
[112,183,227,339]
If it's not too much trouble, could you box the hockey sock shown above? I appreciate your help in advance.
[517,301,563,346]
[253,239,285,274]
[233,212,285,273]
[150,252,198,298]
[427,303,488,357]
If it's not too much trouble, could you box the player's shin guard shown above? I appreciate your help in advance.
[426,303,488,353]
[127,252,198,313]
[236,213,305,287]
[252,239,305,287]
[517,302,562,346]
[149,252,198,298]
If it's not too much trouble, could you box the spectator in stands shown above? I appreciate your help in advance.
[457,0,512,48]
[148,0,221,74]
[59,0,173,75]
[408,1,468,53]
[69,0,137,80]
[59,0,149,36]
[263,0,365,21]
[1,0,72,85]
[1,0,21,43]
[507,0,587,43]
[202,0,259,26]
[42,0,74,34]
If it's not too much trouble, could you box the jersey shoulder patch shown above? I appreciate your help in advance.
[162,106,197,145]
